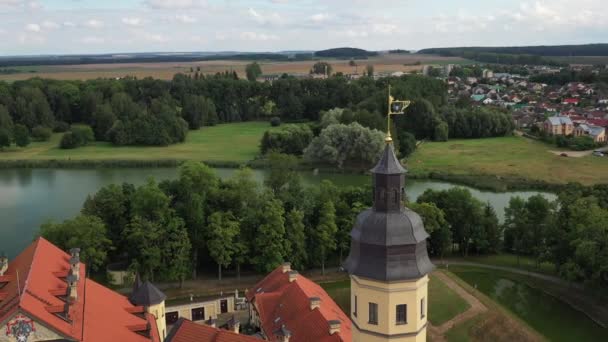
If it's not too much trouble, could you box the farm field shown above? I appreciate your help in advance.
[409,136,608,185]
[0,54,470,81]
[0,122,275,163]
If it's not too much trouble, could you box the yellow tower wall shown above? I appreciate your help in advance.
[350,275,428,342]
[147,301,167,341]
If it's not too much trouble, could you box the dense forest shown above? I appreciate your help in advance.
[419,44,608,57]
[314,47,377,58]
[40,159,608,290]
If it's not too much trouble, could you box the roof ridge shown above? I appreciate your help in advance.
[19,238,42,301]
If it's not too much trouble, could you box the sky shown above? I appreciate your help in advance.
[0,0,606,55]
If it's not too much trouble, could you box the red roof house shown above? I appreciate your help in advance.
[166,318,259,342]
[246,264,351,342]
[563,98,580,105]
[0,237,160,342]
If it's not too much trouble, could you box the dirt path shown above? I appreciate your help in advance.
[431,271,487,336]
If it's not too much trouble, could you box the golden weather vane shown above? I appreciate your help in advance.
[385,85,411,143]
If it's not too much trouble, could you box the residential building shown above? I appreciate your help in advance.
[574,124,607,143]
[0,238,161,342]
[164,295,235,328]
[343,142,434,342]
[544,116,574,136]
[246,263,351,342]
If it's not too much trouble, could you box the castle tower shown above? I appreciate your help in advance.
[130,275,168,341]
[343,142,434,342]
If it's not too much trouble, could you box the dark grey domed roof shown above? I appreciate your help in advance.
[343,143,434,282]
[129,279,166,306]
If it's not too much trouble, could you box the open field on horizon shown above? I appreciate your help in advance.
[0,122,275,162]
[0,54,471,81]
[409,136,608,185]
[550,55,608,65]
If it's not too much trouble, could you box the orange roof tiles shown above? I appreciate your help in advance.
[246,266,352,342]
[166,318,259,342]
[0,237,159,342]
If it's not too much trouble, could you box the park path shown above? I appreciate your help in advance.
[428,271,487,341]
[435,260,608,328]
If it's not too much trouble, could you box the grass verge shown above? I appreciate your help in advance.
[428,273,471,326]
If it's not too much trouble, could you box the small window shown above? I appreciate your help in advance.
[192,307,205,321]
[421,298,426,319]
[165,311,179,325]
[396,304,407,325]
[369,302,378,325]
[353,295,358,317]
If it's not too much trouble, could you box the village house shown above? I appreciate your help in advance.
[544,116,574,136]
[574,124,607,143]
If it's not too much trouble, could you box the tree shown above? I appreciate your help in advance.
[260,124,314,155]
[162,217,191,287]
[91,103,116,141]
[265,152,298,194]
[311,62,332,76]
[40,215,112,272]
[285,209,307,270]
[0,128,10,150]
[253,198,287,273]
[13,124,29,147]
[0,105,13,133]
[207,212,239,281]
[366,64,374,77]
[182,95,217,129]
[314,201,338,275]
[304,123,385,168]
[131,178,171,222]
[123,216,163,281]
[409,202,451,258]
[246,62,263,81]
[82,184,129,253]
[396,131,417,158]
[59,132,78,149]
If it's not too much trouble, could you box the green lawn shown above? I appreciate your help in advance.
[428,274,471,326]
[409,136,608,185]
[446,314,483,342]
[450,253,557,276]
[321,279,351,315]
[0,122,277,163]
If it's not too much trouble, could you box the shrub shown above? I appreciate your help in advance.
[60,132,78,149]
[261,124,313,155]
[54,121,70,133]
[13,124,30,147]
[270,117,281,127]
[31,126,52,141]
[71,126,95,146]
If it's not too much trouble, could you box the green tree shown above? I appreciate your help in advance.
[82,184,129,254]
[91,103,116,141]
[253,198,287,273]
[265,152,298,193]
[314,201,338,275]
[31,126,52,141]
[123,216,163,281]
[397,131,417,157]
[285,209,308,270]
[40,215,112,272]
[311,62,332,75]
[207,212,239,281]
[409,202,451,258]
[13,124,30,147]
[0,128,11,149]
[366,64,374,77]
[162,217,192,287]
[246,62,263,81]
[0,105,13,133]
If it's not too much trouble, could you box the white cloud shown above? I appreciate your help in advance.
[173,14,197,24]
[372,23,397,35]
[240,31,279,41]
[18,32,45,44]
[122,17,143,26]
[25,23,40,32]
[145,0,206,9]
[248,8,283,25]
[85,19,104,29]
[63,21,76,28]
[82,36,105,44]
[310,13,330,22]
[41,20,59,29]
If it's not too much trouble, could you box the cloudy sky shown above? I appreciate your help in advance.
[0,0,606,55]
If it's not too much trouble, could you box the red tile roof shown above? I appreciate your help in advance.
[166,318,259,342]
[0,237,159,342]
[246,266,352,342]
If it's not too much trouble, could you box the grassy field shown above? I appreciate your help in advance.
[409,136,608,185]
[428,274,471,326]
[0,54,470,81]
[449,253,556,276]
[0,122,275,163]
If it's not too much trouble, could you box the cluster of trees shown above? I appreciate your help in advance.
[420,44,608,57]
[504,184,608,288]
[314,48,377,58]
[40,159,374,282]
[0,104,53,149]
[442,106,515,139]
[260,124,314,155]
[530,69,608,85]
[535,130,600,151]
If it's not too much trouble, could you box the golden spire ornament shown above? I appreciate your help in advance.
[385,85,411,143]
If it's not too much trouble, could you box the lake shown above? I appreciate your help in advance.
[0,168,556,259]
[452,266,608,341]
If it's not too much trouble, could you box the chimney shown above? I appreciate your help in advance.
[274,324,291,342]
[328,320,341,335]
[67,273,78,302]
[288,271,298,283]
[281,262,291,273]
[229,315,240,334]
[0,253,7,276]
[69,248,81,279]
[309,297,321,311]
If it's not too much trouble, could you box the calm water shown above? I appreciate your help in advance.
[0,168,555,259]
[453,267,608,341]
